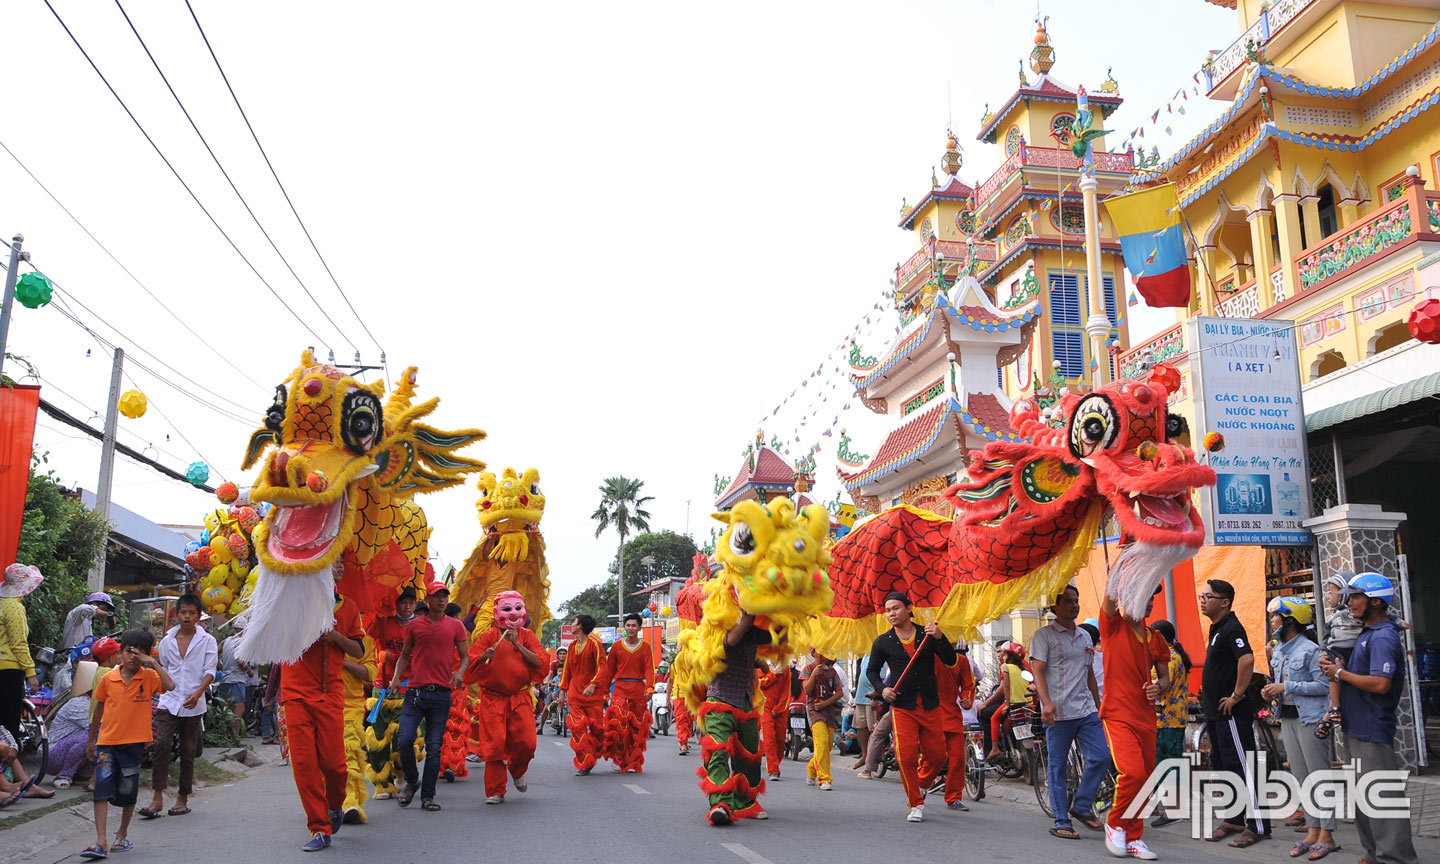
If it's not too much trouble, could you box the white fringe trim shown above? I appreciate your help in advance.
[234,561,335,665]
[1106,541,1199,622]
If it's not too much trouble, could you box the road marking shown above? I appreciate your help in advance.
[723,843,776,864]
[553,741,567,747]
[623,783,650,795]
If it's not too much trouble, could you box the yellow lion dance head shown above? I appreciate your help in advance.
[672,498,833,713]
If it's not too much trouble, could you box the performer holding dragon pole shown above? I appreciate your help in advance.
[586,614,654,773]
[464,591,548,804]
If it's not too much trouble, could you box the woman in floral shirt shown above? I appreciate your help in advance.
[1150,620,1191,828]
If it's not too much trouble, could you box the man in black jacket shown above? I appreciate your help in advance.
[866,591,956,823]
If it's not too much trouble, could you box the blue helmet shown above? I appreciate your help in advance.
[1345,572,1394,602]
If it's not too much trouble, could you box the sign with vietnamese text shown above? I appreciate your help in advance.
[1186,316,1311,545]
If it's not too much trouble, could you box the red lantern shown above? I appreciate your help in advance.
[1408,297,1440,344]
[647,601,658,613]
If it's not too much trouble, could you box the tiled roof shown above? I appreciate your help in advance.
[960,393,1017,439]
[849,294,1038,392]
[951,300,1041,332]
[715,445,797,509]
[979,75,1123,142]
[840,395,1023,490]
[899,177,978,229]
[1204,0,1236,7]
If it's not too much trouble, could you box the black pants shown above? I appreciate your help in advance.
[1206,711,1270,835]
[979,700,1001,754]
[0,668,24,742]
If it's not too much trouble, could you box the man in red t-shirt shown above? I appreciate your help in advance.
[465,590,548,803]
[388,581,467,811]
[281,588,364,851]
[1100,584,1170,860]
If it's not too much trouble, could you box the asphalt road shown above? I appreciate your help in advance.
[6,729,1438,864]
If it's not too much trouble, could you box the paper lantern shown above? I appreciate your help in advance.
[14,272,53,309]
[216,482,239,505]
[1409,297,1440,344]
[118,390,147,419]
[642,608,652,618]
[647,601,658,613]
[661,605,672,616]
[186,462,210,487]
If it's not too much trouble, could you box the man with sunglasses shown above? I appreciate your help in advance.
[1198,579,1269,848]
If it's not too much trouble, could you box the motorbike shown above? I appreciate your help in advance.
[651,682,672,737]
[786,700,812,761]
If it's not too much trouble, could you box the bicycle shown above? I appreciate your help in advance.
[1035,734,1117,818]
[15,696,50,788]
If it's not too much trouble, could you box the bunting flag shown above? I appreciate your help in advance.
[1150,110,1159,123]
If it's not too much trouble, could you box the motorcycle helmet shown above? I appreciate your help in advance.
[1266,596,1314,627]
[1345,572,1394,602]
[86,591,115,608]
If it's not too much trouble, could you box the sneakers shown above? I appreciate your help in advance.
[907,805,925,823]
[513,775,528,793]
[767,772,780,782]
[857,770,873,779]
[805,776,817,786]
[342,807,362,825]
[1126,840,1158,860]
[818,781,833,791]
[302,833,331,852]
[708,804,732,826]
[752,807,769,820]
[466,753,482,763]
[678,745,690,755]
[575,768,591,776]
[328,809,342,834]
[1105,825,1128,857]
[54,778,71,789]
[485,795,505,805]
[373,791,392,800]
[947,800,969,811]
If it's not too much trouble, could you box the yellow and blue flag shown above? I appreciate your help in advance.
[1103,182,1191,308]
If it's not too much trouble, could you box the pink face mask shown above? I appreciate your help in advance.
[494,591,527,630]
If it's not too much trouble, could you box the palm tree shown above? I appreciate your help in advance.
[591,476,654,624]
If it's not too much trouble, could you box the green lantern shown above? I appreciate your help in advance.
[14,272,53,309]
[186,462,211,487]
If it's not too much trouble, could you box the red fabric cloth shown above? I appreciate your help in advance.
[475,689,536,796]
[441,693,471,778]
[591,638,654,701]
[603,694,649,772]
[933,657,966,734]
[285,696,346,835]
[940,728,967,804]
[401,615,467,689]
[368,615,410,688]
[891,704,946,807]
[1099,607,1169,723]
[1105,717,1158,839]
[674,696,693,748]
[558,634,602,695]
[0,385,39,570]
[758,666,791,716]
[759,706,787,775]
[566,699,604,771]
[465,627,548,694]
[282,601,364,703]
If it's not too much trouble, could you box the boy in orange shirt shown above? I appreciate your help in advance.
[82,629,175,859]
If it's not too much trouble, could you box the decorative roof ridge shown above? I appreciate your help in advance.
[1165,24,1440,172]
[848,304,945,390]
[899,176,979,229]
[714,443,797,508]
[977,73,1123,142]
[838,398,960,488]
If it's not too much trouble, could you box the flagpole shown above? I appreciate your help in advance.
[1180,214,1222,315]
[1078,86,1110,387]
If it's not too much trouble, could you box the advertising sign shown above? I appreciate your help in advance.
[1186,316,1311,545]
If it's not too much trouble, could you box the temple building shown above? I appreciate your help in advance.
[1105,0,1440,771]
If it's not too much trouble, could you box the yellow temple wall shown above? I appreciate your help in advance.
[1273,3,1436,90]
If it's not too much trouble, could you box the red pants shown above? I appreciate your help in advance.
[440,693,471,779]
[474,690,536,798]
[1103,717,1158,840]
[284,697,347,835]
[674,698,693,748]
[566,696,604,771]
[940,728,966,804]
[602,695,649,773]
[759,710,787,777]
[989,702,1011,745]
[891,705,946,807]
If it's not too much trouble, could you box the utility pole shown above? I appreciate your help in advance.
[88,348,124,592]
[0,233,26,379]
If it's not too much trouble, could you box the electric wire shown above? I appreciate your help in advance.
[183,0,389,384]
[121,367,229,483]
[112,0,359,357]
[35,376,214,471]
[0,135,269,393]
[41,0,330,349]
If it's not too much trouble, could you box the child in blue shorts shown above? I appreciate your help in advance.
[83,629,173,860]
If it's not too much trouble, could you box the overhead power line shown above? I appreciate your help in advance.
[0,136,269,394]
[184,0,389,373]
[37,396,217,493]
[112,0,359,357]
[41,0,330,349]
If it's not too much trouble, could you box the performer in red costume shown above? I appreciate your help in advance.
[560,615,605,775]
[673,684,694,756]
[282,568,364,851]
[932,640,975,810]
[586,613,654,773]
[464,591,548,804]
[1100,585,1169,860]
[756,659,791,781]
[438,603,471,782]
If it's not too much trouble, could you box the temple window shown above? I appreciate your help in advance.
[1317,183,1338,240]
[1368,321,1413,357]
[1310,349,1346,380]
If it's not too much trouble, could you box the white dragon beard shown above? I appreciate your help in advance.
[1106,540,1199,621]
[235,559,335,665]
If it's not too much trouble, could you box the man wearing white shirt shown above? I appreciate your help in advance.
[144,593,217,817]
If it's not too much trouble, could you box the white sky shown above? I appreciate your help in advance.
[2,1,1238,609]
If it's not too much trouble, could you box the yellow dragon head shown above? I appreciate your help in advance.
[237,350,485,663]
[476,466,545,563]
[672,498,834,713]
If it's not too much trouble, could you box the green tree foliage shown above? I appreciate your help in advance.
[556,530,697,625]
[539,618,563,648]
[15,461,112,650]
[590,476,653,619]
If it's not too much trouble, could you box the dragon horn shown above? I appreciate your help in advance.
[387,366,420,416]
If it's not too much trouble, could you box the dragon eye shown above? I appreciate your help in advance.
[265,385,287,433]
[340,390,383,454]
[1165,412,1188,442]
[530,483,540,495]
[729,521,757,557]
[1068,395,1118,458]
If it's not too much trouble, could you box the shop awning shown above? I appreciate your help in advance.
[1306,369,1440,433]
